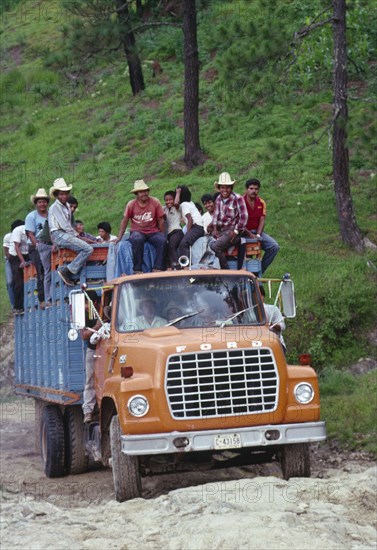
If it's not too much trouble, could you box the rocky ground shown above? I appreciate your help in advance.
[1,317,376,549]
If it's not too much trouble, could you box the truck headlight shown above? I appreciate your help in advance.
[294,383,314,404]
[127,395,149,417]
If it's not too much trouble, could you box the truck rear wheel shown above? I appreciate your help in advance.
[64,406,88,475]
[279,443,311,480]
[40,405,66,478]
[34,399,46,454]
[110,415,141,502]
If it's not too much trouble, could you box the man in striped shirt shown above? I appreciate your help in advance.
[209,172,248,269]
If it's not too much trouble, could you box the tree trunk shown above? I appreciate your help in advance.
[332,0,364,251]
[182,0,205,168]
[116,0,145,96]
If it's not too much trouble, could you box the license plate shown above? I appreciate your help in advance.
[214,433,242,450]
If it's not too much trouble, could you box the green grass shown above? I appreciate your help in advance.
[320,369,377,456]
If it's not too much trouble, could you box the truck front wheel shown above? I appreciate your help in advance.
[110,415,141,502]
[40,405,66,478]
[279,443,311,480]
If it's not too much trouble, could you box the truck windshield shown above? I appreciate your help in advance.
[116,274,265,332]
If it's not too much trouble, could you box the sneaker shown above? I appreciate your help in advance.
[83,413,93,423]
[13,308,24,315]
[57,266,75,286]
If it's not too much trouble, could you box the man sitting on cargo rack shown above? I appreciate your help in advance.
[135,297,166,330]
[48,178,93,286]
[96,221,117,243]
[74,220,97,243]
[243,178,279,274]
[115,179,166,274]
[25,188,50,308]
[8,219,29,314]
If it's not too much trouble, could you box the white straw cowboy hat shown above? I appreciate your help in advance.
[30,188,49,204]
[131,179,150,194]
[214,172,236,190]
[49,178,73,198]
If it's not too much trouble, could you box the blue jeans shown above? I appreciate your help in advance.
[29,246,44,303]
[38,242,53,303]
[51,230,93,274]
[82,348,96,415]
[106,242,118,280]
[5,259,15,307]
[129,231,166,271]
[260,232,280,274]
[115,240,134,277]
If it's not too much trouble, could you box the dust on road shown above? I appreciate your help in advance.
[1,399,376,549]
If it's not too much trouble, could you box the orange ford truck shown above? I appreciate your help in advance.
[14,246,326,501]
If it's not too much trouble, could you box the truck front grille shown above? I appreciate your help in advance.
[165,348,279,419]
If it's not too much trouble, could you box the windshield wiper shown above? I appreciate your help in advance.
[166,310,204,327]
[218,305,258,328]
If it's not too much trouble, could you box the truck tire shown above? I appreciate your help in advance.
[110,415,141,502]
[34,399,46,454]
[279,443,311,480]
[64,406,88,475]
[40,405,66,478]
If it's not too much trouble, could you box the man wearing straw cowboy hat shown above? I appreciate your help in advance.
[209,172,248,269]
[116,179,166,273]
[25,188,50,306]
[48,178,93,286]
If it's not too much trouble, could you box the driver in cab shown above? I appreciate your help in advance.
[135,297,166,330]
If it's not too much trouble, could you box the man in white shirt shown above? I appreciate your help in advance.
[260,286,286,354]
[3,226,15,308]
[96,221,117,243]
[175,185,204,260]
[135,298,166,330]
[8,220,29,313]
[201,193,215,235]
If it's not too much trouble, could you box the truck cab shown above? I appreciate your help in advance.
[71,269,325,501]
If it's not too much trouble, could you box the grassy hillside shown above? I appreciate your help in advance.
[1,1,376,450]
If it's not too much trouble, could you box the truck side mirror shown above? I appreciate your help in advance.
[280,280,296,318]
[70,292,86,329]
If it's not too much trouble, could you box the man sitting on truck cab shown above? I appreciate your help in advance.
[209,172,248,269]
[48,178,93,286]
[115,179,166,274]
[243,179,279,274]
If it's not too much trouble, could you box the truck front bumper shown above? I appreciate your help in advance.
[121,421,326,455]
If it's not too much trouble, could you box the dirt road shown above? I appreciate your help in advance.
[1,398,376,550]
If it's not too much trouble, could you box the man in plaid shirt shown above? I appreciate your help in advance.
[209,172,248,269]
